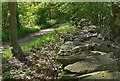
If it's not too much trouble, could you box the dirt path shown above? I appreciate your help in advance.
[2,24,61,49]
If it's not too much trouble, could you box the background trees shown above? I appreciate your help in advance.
[2,2,120,50]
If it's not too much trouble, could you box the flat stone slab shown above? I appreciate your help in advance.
[64,55,117,74]
[57,54,85,66]
[64,61,101,74]
[77,71,120,79]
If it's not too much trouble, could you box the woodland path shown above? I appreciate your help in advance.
[2,24,61,49]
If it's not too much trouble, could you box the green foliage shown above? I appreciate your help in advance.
[2,2,112,28]
[2,3,8,28]
[18,3,37,27]
[2,2,58,42]
[40,19,57,29]
[60,2,111,26]
[2,28,9,41]
[2,2,112,57]
[2,20,57,41]
[3,72,14,79]
[17,26,40,38]
[2,26,40,42]
[36,7,47,25]
[3,48,12,58]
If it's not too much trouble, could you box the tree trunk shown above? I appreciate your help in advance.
[16,3,21,29]
[8,2,27,62]
[110,2,120,40]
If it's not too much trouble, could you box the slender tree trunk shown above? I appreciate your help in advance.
[8,2,27,62]
[110,2,120,40]
[8,2,20,52]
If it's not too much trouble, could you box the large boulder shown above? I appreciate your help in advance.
[89,37,104,43]
[59,71,120,80]
[88,51,114,58]
[60,41,75,50]
[64,55,117,74]
[88,38,119,54]
[57,41,75,56]
[58,72,77,79]
[77,71,120,79]
[86,55,115,64]
[95,41,118,53]
[82,25,98,33]
[78,18,92,27]
[64,61,100,74]
[57,50,72,56]
[56,54,85,66]
[71,46,82,54]
[57,41,93,56]
[71,44,91,54]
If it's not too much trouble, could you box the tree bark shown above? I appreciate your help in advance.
[110,2,120,40]
[8,2,27,62]
[16,3,21,29]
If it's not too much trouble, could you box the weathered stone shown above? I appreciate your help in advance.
[60,43,73,50]
[82,25,97,33]
[88,38,119,54]
[64,41,74,45]
[58,41,94,56]
[57,50,72,56]
[59,71,120,79]
[64,55,117,74]
[86,55,115,64]
[71,45,90,53]
[58,41,75,56]
[71,46,81,53]
[77,71,120,79]
[86,55,119,71]
[57,23,120,80]
[95,41,117,53]
[79,18,92,27]
[58,72,77,79]
[64,61,101,74]
[56,54,85,66]
[89,51,109,55]
[89,37,104,44]
[73,39,82,45]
